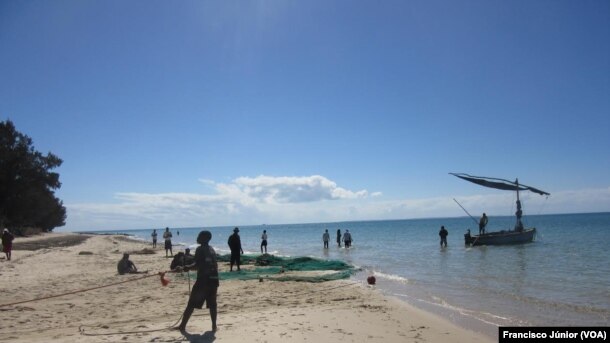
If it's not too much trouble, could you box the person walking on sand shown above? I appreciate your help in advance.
[177,230,219,332]
[260,230,268,254]
[343,229,353,248]
[2,228,14,261]
[151,229,158,248]
[336,229,342,247]
[439,226,448,248]
[479,213,488,235]
[228,227,243,271]
[163,227,173,257]
[323,229,330,249]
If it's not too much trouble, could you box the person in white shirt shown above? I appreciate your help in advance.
[322,229,330,249]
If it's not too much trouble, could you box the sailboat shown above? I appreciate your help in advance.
[451,173,550,246]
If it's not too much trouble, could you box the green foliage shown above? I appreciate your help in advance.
[0,120,66,234]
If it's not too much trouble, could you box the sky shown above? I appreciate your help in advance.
[1,0,609,231]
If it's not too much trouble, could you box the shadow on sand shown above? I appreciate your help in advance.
[182,330,216,343]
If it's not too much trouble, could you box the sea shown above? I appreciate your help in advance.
[90,212,610,336]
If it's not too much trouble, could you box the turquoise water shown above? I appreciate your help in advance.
[94,212,610,332]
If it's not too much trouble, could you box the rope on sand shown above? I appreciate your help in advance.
[0,271,170,308]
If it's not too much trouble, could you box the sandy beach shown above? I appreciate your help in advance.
[0,233,493,342]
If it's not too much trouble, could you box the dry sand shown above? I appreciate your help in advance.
[0,233,493,342]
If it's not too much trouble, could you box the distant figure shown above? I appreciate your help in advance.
[177,230,219,332]
[227,227,243,271]
[2,228,14,261]
[163,227,173,257]
[260,230,268,254]
[117,253,145,274]
[336,229,342,247]
[151,229,158,248]
[322,229,330,249]
[439,226,448,248]
[177,230,180,236]
[479,213,488,235]
[343,230,353,248]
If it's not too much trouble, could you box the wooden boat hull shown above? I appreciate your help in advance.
[464,228,536,246]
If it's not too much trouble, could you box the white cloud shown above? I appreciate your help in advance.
[62,176,610,231]
[232,175,368,203]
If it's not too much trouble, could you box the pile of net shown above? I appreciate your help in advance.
[211,254,356,283]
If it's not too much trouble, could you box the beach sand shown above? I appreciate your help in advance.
[0,233,493,342]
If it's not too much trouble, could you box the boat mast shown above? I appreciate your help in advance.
[515,178,524,232]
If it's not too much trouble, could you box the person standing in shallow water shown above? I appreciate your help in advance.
[439,226,448,248]
[163,227,173,257]
[343,229,353,248]
[336,229,342,247]
[228,227,243,271]
[177,230,219,332]
[323,229,330,249]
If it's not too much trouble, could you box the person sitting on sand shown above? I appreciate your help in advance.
[117,253,138,274]
[176,230,219,332]
[170,248,195,271]
[2,228,14,261]
[228,227,243,271]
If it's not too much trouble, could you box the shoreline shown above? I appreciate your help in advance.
[1,232,493,342]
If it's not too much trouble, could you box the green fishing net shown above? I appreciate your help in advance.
[191,254,356,283]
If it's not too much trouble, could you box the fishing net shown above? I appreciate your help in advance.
[194,254,355,283]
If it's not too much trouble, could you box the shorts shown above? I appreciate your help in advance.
[164,240,172,250]
[3,244,11,253]
[188,280,218,309]
[230,251,240,264]
[261,240,267,246]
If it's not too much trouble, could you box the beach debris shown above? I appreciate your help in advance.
[130,248,156,255]
[159,272,170,286]
[78,251,93,255]
[367,276,376,285]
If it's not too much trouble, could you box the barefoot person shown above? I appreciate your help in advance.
[227,227,243,271]
[2,228,14,261]
[163,227,173,257]
[117,253,147,274]
[177,230,219,332]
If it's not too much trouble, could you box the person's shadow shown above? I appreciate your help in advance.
[181,330,216,343]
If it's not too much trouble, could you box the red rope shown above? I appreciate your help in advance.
[0,271,170,308]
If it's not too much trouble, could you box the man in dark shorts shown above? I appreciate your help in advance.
[439,225,448,247]
[177,230,219,332]
[260,229,268,254]
[227,227,243,271]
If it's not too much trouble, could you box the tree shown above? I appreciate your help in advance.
[0,120,66,233]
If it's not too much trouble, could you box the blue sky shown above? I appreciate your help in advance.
[1,0,609,231]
